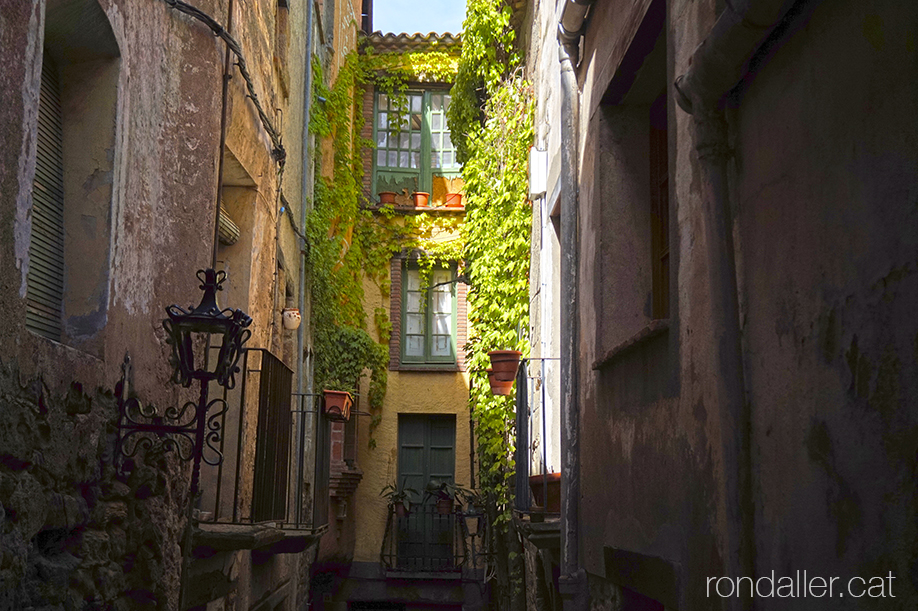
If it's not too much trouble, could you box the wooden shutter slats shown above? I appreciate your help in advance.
[26,53,65,340]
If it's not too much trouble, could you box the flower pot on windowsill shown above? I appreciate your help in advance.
[487,369,514,396]
[411,192,430,207]
[378,191,397,205]
[322,390,353,422]
[444,192,463,208]
[436,497,454,515]
[488,350,522,379]
[528,472,561,513]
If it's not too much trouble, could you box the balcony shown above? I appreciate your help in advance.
[380,504,489,576]
[190,349,326,554]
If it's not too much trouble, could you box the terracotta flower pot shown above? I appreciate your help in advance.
[436,497,454,515]
[378,191,397,204]
[394,500,408,518]
[488,350,522,379]
[487,369,514,396]
[444,193,463,207]
[323,390,353,422]
[411,192,430,207]
[528,472,561,513]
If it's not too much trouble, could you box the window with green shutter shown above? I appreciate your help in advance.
[373,89,461,198]
[401,262,457,365]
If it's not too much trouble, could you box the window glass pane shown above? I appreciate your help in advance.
[443,133,452,150]
[406,335,424,356]
[432,335,450,356]
[379,94,388,110]
[433,291,451,313]
[411,114,422,130]
[411,152,419,169]
[399,152,409,168]
[430,151,440,169]
[432,270,450,285]
[406,270,420,291]
[400,132,409,149]
[431,113,442,130]
[411,133,421,150]
[406,291,423,312]
[389,130,399,144]
[377,132,387,148]
[378,112,387,129]
[431,95,443,112]
[406,313,424,334]
[443,95,451,108]
[433,314,451,335]
[388,151,397,167]
[431,133,442,150]
[443,151,454,167]
[411,95,422,113]
[377,150,386,166]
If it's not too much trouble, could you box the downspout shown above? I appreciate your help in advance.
[673,1,792,608]
[296,0,315,527]
[556,1,592,609]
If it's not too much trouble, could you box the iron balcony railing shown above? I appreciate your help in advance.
[380,503,489,573]
[197,348,319,529]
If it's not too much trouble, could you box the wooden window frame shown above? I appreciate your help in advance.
[400,261,458,366]
[371,89,460,196]
[649,90,669,320]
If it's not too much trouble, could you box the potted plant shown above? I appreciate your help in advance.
[424,481,472,515]
[528,472,561,513]
[488,349,522,378]
[378,191,397,205]
[411,191,430,207]
[381,479,419,518]
[322,389,353,422]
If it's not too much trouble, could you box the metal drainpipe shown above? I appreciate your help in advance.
[556,0,592,607]
[296,0,315,530]
[674,2,792,609]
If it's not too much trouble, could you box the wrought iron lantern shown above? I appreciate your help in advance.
[163,269,252,389]
[116,268,252,467]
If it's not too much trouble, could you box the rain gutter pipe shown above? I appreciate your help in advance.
[556,1,593,609]
[674,2,793,608]
[296,0,315,527]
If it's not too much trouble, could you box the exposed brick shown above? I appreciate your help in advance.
[388,258,402,370]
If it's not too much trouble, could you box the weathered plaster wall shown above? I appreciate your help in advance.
[734,0,918,606]
[350,268,472,565]
[0,0,316,608]
[557,0,918,609]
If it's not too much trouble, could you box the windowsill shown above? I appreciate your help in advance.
[592,319,670,370]
[395,364,462,372]
[364,204,466,215]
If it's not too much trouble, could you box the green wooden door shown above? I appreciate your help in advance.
[397,414,456,570]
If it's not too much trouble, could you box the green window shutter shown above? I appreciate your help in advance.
[397,414,456,501]
[27,53,64,341]
[400,263,457,365]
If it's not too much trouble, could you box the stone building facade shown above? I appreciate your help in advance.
[0,0,322,608]
[523,0,918,610]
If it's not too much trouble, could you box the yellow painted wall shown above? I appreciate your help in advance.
[350,226,472,564]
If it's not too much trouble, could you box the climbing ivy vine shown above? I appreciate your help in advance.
[307,47,462,446]
[448,1,532,609]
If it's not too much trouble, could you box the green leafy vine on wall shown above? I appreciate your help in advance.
[307,47,461,447]
[448,2,532,609]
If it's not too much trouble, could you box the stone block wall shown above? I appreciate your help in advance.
[0,361,181,610]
